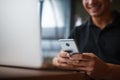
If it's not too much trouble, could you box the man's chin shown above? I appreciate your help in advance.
[90,13,102,18]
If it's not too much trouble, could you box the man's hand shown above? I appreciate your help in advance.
[68,53,110,79]
[52,51,74,69]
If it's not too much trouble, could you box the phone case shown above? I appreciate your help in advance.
[58,39,79,55]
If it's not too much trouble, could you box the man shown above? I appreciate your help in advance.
[53,0,120,80]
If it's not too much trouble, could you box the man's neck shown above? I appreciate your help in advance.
[92,12,113,29]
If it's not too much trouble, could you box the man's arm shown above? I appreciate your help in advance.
[101,63,120,80]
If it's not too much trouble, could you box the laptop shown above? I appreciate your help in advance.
[0,0,45,69]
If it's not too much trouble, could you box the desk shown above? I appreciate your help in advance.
[0,66,90,80]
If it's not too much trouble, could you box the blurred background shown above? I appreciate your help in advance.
[40,0,120,63]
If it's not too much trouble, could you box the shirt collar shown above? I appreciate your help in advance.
[87,17,97,28]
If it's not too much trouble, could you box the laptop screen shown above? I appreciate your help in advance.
[0,0,43,68]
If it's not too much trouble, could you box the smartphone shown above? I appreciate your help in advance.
[58,39,79,55]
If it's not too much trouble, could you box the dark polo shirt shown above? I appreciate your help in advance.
[69,10,120,64]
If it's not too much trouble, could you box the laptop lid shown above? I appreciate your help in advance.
[0,0,43,68]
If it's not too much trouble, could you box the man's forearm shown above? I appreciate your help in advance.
[100,63,120,80]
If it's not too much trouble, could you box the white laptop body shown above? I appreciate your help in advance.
[0,0,43,68]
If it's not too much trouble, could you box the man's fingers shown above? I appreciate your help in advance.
[58,51,70,58]
[52,57,73,68]
[52,57,59,66]
[70,53,92,61]
[57,57,69,63]
[67,59,89,67]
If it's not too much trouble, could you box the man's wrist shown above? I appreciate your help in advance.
[91,63,112,80]
[97,63,120,80]
[98,63,112,80]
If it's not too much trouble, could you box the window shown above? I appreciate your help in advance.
[40,0,71,61]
